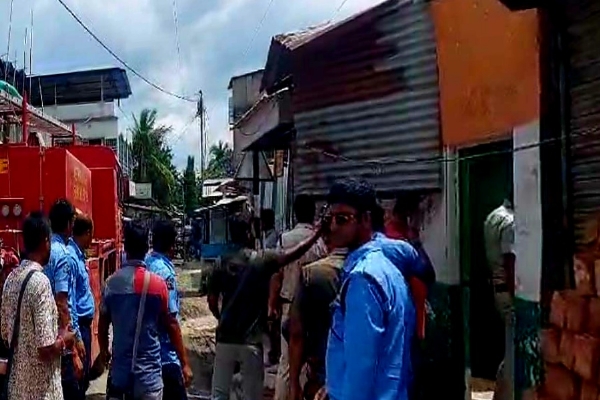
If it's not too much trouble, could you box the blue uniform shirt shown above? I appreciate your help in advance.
[326,240,416,400]
[67,238,95,320]
[372,232,428,283]
[44,234,80,339]
[145,252,180,366]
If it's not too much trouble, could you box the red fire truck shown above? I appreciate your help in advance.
[0,89,125,363]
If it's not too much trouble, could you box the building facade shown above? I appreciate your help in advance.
[26,68,134,176]
[228,69,290,230]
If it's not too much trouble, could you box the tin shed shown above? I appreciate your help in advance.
[289,0,442,195]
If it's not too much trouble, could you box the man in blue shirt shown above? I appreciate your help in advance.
[67,214,95,399]
[98,220,190,400]
[45,199,85,400]
[146,220,192,399]
[322,179,416,400]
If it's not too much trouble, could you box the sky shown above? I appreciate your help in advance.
[1,0,379,168]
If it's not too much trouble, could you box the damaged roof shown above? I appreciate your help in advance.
[272,23,333,51]
[261,0,393,92]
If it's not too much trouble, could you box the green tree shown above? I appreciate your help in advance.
[204,140,234,179]
[183,156,200,215]
[130,108,178,207]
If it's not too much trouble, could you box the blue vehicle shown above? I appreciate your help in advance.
[194,196,249,265]
[194,196,249,295]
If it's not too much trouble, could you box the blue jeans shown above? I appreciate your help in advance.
[162,363,187,400]
[107,389,163,400]
[106,372,164,400]
[106,378,163,400]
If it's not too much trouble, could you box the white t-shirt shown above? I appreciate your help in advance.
[483,204,515,286]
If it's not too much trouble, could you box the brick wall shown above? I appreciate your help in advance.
[530,254,600,399]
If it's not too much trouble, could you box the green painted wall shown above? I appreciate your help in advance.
[515,297,542,399]
[416,283,465,399]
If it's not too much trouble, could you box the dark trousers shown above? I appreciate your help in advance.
[62,354,81,400]
[62,318,93,400]
[162,363,188,400]
[79,317,93,396]
[267,317,281,365]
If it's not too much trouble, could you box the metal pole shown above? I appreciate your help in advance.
[28,8,33,99]
[21,91,28,144]
[198,91,204,178]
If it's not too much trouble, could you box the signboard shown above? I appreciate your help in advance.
[129,181,136,197]
[0,159,8,174]
[134,182,152,199]
[72,166,90,205]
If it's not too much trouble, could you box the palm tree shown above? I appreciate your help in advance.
[130,108,177,205]
[206,140,234,178]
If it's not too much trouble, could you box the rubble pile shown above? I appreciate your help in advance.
[535,254,600,400]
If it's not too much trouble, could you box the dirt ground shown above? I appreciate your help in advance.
[180,296,217,396]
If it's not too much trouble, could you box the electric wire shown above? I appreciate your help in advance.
[54,0,196,102]
[240,0,276,61]
[167,113,198,147]
[232,88,598,169]
[334,0,350,16]
[303,128,591,172]
[169,0,183,90]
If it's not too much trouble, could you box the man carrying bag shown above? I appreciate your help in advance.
[0,212,77,400]
[98,220,191,400]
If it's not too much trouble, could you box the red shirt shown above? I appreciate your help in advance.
[384,221,427,339]
[384,220,409,241]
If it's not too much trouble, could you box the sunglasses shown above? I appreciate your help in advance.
[329,213,357,226]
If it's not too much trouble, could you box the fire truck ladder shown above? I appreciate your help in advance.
[0,90,77,143]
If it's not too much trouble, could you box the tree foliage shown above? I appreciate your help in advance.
[204,140,234,179]
[183,156,200,215]
[130,108,180,207]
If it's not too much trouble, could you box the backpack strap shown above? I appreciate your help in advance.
[2,269,36,389]
[131,270,150,372]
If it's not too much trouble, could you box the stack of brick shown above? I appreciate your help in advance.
[536,254,600,400]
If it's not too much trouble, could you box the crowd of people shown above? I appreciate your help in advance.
[0,199,193,400]
[207,179,436,400]
[0,177,443,400]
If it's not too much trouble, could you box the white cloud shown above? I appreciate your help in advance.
[2,0,380,168]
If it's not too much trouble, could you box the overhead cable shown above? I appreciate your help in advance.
[240,0,276,60]
[169,0,183,84]
[55,0,196,102]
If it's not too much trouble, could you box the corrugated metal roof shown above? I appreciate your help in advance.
[293,0,441,195]
[261,1,390,93]
[274,23,332,50]
[27,67,131,106]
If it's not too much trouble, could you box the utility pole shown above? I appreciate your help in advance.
[197,90,205,180]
